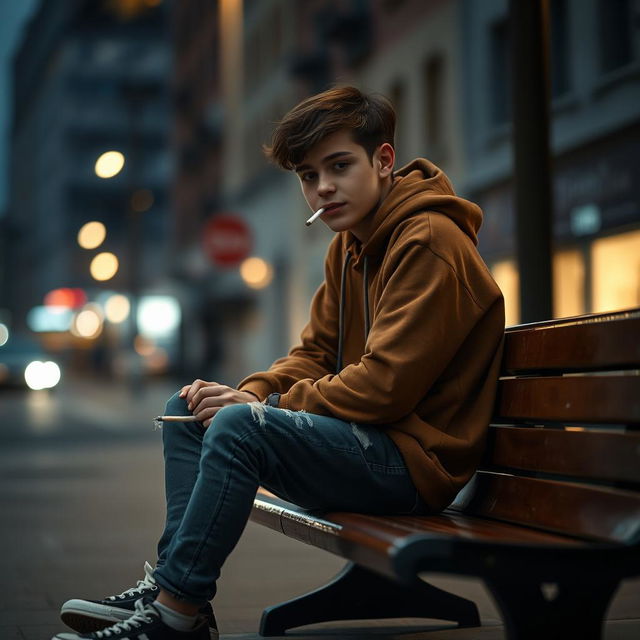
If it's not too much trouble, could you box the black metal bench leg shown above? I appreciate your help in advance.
[485,575,620,640]
[259,561,480,636]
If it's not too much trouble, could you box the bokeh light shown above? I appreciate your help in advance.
[90,252,119,281]
[24,361,61,390]
[72,307,103,339]
[240,257,274,289]
[78,221,107,249]
[44,288,87,308]
[0,323,9,347]
[104,294,130,323]
[27,306,73,332]
[94,151,125,179]
[134,335,156,357]
[137,296,181,338]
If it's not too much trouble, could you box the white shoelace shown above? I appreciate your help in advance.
[106,562,157,601]
[94,598,158,638]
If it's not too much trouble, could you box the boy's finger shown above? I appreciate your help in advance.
[190,385,225,410]
[185,379,205,407]
[192,392,227,416]
[178,385,191,398]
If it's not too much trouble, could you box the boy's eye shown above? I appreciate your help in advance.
[300,172,316,182]
[333,161,349,171]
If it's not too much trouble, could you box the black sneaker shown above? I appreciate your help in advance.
[59,562,217,638]
[52,597,211,639]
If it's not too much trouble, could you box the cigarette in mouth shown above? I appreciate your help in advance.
[305,207,325,226]
[155,415,199,422]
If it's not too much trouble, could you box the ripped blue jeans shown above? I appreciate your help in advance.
[152,393,427,605]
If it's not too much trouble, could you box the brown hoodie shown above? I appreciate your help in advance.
[239,158,505,511]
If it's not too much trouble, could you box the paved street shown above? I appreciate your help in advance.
[0,377,638,639]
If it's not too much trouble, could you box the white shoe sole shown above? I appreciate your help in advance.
[60,599,132,633]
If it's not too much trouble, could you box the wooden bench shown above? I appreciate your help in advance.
[250,308,640,640]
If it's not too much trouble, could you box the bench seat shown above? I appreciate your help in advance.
[250,308,640,639]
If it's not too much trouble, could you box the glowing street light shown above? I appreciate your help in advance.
[95,151,125,179]
[71,307,103,339]
[78,221,107,249]
[0,323,8,347]
[90,252,119,281]
[240,257,273,289]
[104,294,130,323]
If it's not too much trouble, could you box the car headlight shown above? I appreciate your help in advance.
[24,360,61,390]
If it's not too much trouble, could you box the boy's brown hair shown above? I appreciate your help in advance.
[265,86,395,170]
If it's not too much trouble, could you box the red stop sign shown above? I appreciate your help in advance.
[202,215,253,268]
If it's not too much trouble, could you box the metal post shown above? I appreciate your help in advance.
[509,0,554,322]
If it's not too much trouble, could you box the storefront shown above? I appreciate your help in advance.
[475,122,640,326]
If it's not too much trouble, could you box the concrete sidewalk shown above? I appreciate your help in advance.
[1,378,638,639]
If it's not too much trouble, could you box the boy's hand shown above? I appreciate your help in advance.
[179,380,257,427]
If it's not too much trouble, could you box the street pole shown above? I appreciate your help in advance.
[509,0,554,322]
[121,82,155,392]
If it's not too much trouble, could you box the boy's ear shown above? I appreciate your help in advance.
[376,143,395,178]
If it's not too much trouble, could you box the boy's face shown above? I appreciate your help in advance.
[294,129,395,243]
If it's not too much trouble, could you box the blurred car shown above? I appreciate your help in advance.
[0,334,61,389]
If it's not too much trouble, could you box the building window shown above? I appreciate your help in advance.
[491,259,519,327]
[423,54,447,163]
[553,248,585,318]
[592,229,640,312]
[489,2,571,125]
[491,228,640,325]
[598,0,635,73]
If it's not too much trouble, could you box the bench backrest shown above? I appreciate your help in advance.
[452,307,640,545]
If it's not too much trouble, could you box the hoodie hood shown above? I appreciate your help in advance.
[347,158,483,258]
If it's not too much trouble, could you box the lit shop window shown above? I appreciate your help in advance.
[553,249,585,318]
[491,260,519,327]
[591,229,640,313]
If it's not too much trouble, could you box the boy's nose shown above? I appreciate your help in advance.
[317,176,336,197]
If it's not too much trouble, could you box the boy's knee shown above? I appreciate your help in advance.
[211,403,251,430]
[164,391,188,416]
[204,403,257,445]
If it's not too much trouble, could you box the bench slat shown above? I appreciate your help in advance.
[502,308,640,374]
[483,425,640,483]
[328,511,583,546]
[495,375,640,425]
[452,471,640,544]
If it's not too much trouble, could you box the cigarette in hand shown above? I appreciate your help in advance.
[305,207,325,226]
[153,415,199,430]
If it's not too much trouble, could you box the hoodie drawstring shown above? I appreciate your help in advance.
[337,252,351,373]
[336,252,370,374]
[363,255,371,339]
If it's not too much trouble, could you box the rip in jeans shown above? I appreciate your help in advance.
[282,409,314,429]
[248,401,268,426]
[351,423,372,449]
[248,401,315,430]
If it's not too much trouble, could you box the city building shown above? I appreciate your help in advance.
[4,0,172,372]
[461,0,640,324]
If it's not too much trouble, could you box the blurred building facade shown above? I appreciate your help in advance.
[5,0,636,386]
[463,0,640,325]
[3,0,171,372]
[171,0,467,382]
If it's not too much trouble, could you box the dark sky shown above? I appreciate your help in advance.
[0,0,40,215]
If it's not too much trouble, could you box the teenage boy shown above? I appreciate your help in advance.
[53,86,504,640]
